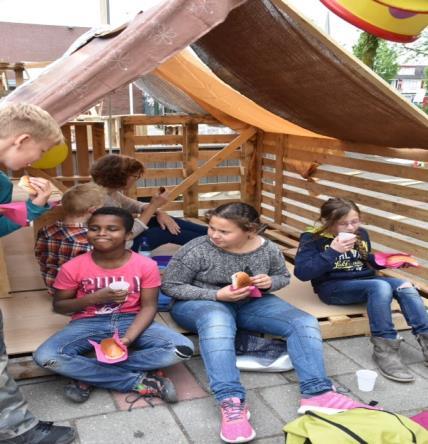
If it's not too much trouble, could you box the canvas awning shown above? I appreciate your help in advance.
[192,0,428,148]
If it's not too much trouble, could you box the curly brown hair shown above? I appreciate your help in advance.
[90,154,144,189]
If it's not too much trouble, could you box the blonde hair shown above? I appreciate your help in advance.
[0,103,63,145]
[61,183,106,216]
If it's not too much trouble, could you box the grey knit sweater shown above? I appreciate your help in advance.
[161,236,290,301]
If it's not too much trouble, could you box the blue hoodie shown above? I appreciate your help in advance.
[294,227,382,292]
[0,171,49,237]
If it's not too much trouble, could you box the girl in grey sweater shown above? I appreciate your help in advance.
[162,202,376,443]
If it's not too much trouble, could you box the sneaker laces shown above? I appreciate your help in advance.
[221,399,245,422]
[125,371,167,411]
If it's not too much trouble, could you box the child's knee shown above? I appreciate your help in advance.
[397,281,413,290]
[33,345,58,368]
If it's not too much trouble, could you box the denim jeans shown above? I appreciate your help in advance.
[33,313,194,392]
[0,309,38,441]
[171,294,332,402]
[318,277,428,339]
[132,217,207,252]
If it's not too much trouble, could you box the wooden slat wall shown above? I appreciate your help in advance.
[119,115,246,214]
[259,132,428,293]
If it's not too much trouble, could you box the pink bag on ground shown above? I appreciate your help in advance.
[88,330,128,364]
[410,411,428,429]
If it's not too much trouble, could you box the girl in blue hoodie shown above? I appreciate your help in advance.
[294,198,428,383]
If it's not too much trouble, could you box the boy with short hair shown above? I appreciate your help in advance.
[0,103,75,444]
[35,182,107,295]
[34,207,194,403]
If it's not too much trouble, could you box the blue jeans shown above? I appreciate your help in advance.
[132,217,207,251]
[171,295,332,401]
[318,277,428,339]
[33,313,194,392]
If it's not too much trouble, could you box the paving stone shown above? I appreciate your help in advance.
[335,370,428,412]
[75,406,188,444]
[253,436,285,443]
[112,362,208,410]
[258,383,302,424]
[20,378,117,422]
[409,363,428,379]
[328,335,423,369]
[171,397,222,443]
[185,357,290,393]
[286,342,360,383]
[172,391,285,443]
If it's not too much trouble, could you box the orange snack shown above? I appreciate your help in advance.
[386,255,419,267]
[100,338,125,360]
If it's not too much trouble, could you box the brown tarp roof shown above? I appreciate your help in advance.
[192,0,428,148]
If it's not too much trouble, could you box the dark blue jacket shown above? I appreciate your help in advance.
[294,228,381,292]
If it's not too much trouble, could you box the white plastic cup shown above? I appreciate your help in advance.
[338,232,356,242]
[109,281,130,292]
[356,369,378,392]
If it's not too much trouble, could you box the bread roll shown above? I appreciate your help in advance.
[18,175,36,193]
[231,272,252,289]
[100,338,125,360]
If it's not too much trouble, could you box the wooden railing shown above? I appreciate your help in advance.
[259,133,428,294]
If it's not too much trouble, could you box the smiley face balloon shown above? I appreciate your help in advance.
[31,142,69,169]
[320,0,428,42]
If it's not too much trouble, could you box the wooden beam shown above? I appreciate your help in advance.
[183,122,199,218]
[166,127,257,201]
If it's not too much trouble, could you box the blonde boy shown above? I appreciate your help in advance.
[0,103,75,444]
[35,182,106,295]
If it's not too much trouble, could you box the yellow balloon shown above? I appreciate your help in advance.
[31,143,69,169]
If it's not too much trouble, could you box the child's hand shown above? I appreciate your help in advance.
[251,274,272,290]
[216,285,251,302]
[120,336,131,347]
[149,190,169,209]
[93,287,128,305]
[331,236,355,254]
[28,177,52,207]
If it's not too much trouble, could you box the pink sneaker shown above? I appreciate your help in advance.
[220,397,256,443]
[298,391,382,415]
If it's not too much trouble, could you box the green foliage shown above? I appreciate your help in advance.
[353,32,399,82]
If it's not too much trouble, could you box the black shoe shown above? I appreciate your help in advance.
[63,380,92,403]
[135,371,177,403]
[6,421,76,444]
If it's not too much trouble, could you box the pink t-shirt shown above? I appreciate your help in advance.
[54,251,161,320]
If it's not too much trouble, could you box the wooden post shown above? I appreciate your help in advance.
[120,117,137,199]
[59,124,75,188]
[274,134,285,224]
[183,122,199,218]
[92,122,106,160]
[13,63,25,86]
[240,132,259,208]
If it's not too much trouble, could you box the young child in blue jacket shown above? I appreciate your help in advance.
[294,197,428,383]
